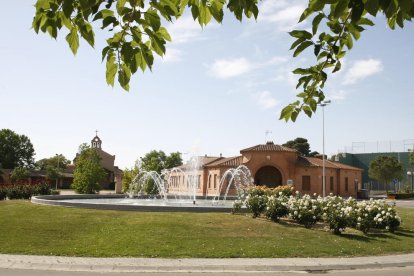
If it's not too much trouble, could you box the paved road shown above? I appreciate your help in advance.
[1,267,414,275]
[1,254,414,275]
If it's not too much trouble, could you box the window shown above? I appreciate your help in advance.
[197,175,201,189]
[330,176,334,191]
[214,175,217,189]
[208,176,211,188]
[345,177,349,192]
[302,176,311,191]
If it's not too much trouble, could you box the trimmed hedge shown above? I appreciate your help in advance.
[388,193,414,199]
[0,182,51,200]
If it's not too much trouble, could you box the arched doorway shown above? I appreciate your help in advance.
[254,166,282,188]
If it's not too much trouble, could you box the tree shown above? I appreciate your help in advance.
[368,155,403,193]
[36,154,71,189]
[283,137,311,156]
[140,150,183,194]
[122,160,140,193]
[0,129,35,169]
[32,1,414,121]
[72,144,107,194]
[10,167,30,184]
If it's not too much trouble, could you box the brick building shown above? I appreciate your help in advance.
[169,141,363,197]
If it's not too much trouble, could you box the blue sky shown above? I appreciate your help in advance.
[1,1,414,168]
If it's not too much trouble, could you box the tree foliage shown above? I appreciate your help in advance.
[122,160,140,192]
[368,155,404,193]
[140,150,183,173]
[139,150,182,194]
[282,0,414,121]
[72,144,107,194]
[0,129,35,169]
[32,0,414,121]
[36,154,71,182]
[283,137,317,156]
[10,167,31,184]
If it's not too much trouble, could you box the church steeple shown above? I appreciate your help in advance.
[91,130,102,149]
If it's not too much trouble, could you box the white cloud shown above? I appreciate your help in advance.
[210,58,253,79]
[209,56,288,79]
[258,0,306,31]
[254,91,279,110]
[161,48,182,63]
[167,16,218,44]
[326,89,347,101]
[343,59,384,85]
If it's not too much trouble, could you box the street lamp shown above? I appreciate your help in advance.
[408,171,414,192]
[319,100,331,197]
[55,154,60,190]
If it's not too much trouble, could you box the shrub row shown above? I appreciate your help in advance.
[233,186,401,235]
[0,183,52,200]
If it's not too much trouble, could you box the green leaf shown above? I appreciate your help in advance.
[289,30,313,39]
[334,0,349,18]
[145,9,161,31]
[290,37,305,50]
[118,64,131,91]
[106,50,117,87]
[399,0,413,13]
[93,9,114,21]
[364,0,379,16]
[332,60,341,73]
[293,41,314,57]
[62,0,74,18]
[312,13,325,35]
[102,46,110,62]
[157,27,172,42]
[78,21,95,47]
[65,26,79,55]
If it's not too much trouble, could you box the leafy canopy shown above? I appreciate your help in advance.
[368,155,404,192]
[36,154,71,181]
[0,129,35,169]
[72,143,107,194]
[32,0,414,121]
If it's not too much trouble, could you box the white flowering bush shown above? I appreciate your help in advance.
[233,186,401,234]
[264,195,289,222]
[287,194,322,228]
[353,199,401,233]
[321,195,356,234]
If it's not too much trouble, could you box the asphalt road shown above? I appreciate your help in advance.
[1,267,414,276]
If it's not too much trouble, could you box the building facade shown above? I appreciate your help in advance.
[169,142,363,197]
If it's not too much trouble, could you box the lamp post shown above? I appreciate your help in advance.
[319,100,331,197]
[408,171,414,192]
[55,154,60,190]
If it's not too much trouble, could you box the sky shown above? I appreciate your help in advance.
[1,1,414,169]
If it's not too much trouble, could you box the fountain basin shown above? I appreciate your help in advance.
[31,194,244,213]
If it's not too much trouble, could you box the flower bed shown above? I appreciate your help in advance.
[234,186,401,235]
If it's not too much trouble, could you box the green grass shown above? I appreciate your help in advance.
[0,201,413,257]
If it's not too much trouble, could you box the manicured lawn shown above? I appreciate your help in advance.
[0,200,413,257]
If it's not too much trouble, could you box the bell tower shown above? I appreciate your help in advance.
[91,130,102,149]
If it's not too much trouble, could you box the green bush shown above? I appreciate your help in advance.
[0,182,52,200]
[264,195,288,222]
[0,187,7,200]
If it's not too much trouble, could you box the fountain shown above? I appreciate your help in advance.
[31,159,254,212]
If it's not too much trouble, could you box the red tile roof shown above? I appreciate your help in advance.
[205,156,243,168]
[297,156,363,171]
[240,142,297,153]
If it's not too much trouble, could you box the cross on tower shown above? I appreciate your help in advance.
[95,129,99,137]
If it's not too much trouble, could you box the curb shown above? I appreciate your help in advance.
[1,254,414,273]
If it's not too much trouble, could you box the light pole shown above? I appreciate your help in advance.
[55,154,60,190]
[319,100,331,197]
[408,171,414,192]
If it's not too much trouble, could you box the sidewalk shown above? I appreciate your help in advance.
[1,253,414,273]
